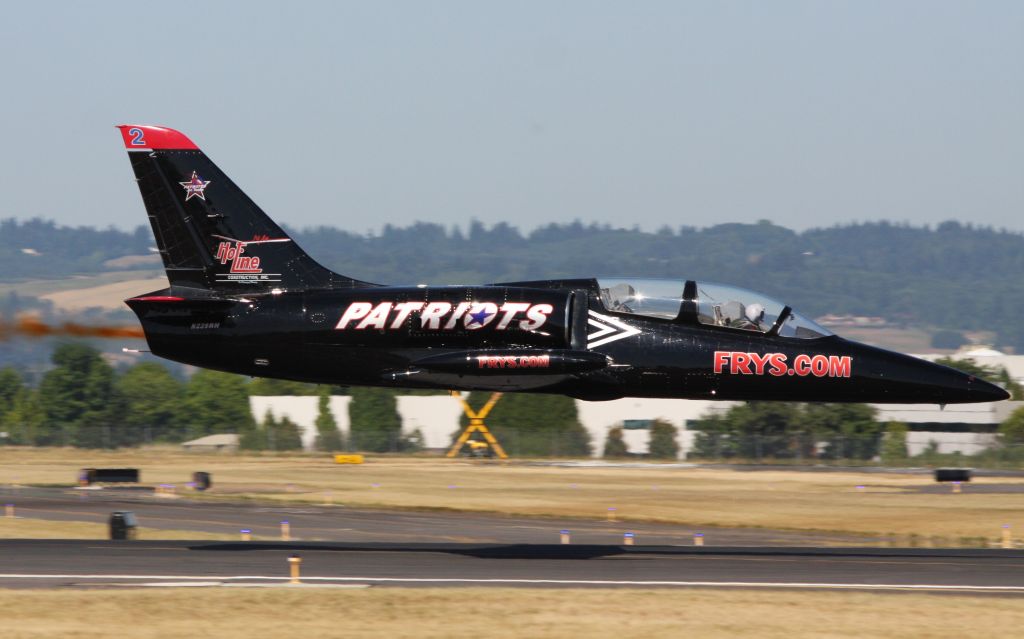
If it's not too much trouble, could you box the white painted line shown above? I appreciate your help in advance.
[0,574,1021,592]
[141,582,223,587]
[132,582,369,589]
[221,583,371,589]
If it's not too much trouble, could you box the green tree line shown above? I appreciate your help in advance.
[455,392,591,457]
[0,343,330,449]
[0,344,259,448]
[0,344,464,453]
[692,400,1024,464]
[603,419,680,459]
[690,402,886,461]
[2,344,1022,460]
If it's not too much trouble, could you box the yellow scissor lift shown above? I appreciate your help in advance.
[446,392,509,460]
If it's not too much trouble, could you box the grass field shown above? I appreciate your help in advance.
[3,588,1022,638]
[0,270,165,302]
[2,448,1022,541]
[0,517,243,541]
[38,277,169,312]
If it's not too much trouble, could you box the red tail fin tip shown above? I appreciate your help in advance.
[116,124,198,150]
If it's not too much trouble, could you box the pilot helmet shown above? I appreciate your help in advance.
[746,303,765,323]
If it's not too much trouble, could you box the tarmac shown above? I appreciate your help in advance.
[1,540,1023,593]
[3,486,873,546]
[2,487,1023,593]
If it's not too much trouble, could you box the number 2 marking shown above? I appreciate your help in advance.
[128,127,146,146]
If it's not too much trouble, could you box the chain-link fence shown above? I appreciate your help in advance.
[4,423,1024,469]
[687,431,1024,468]
[688,432,883,462]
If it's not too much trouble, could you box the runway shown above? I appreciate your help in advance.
[1,540,1023,593]
[3,486,870,546]
[3,487,1023,593]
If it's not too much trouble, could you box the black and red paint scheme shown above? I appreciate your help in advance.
[119,125,1008,404]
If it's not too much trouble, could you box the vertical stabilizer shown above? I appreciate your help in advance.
[117,124,369,293]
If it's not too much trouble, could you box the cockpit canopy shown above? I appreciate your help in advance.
[600,279,685,320]
[597,278,832,339]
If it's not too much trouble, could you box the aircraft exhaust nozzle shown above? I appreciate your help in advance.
[412,350,609,376]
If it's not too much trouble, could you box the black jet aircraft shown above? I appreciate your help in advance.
[118,125,1008,405]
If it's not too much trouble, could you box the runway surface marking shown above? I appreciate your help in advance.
[1,574,1022,593]
[84,546,186,551]
[659,555,1000,568]
[20,506,260,529]
[16,504,541,541]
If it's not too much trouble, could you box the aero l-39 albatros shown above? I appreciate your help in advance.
[118,125,1008,405]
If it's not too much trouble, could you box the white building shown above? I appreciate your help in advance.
[575,398,731,457]
[248,394,465,451]
[912,348,1024,386]
[249,394,735,456]
[249,395,351,449]
[872,400,1021,455]
[240,393,723,458]
[395,395,465,449]
[248,348,1023,458]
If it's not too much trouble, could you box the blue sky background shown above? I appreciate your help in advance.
[0,1,1020,233]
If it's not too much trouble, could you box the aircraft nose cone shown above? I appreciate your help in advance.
[848,343,1013,404]
[965,376,1011,403]
[923,361,1011,404]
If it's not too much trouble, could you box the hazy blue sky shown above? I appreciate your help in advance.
[1,1,1020,234]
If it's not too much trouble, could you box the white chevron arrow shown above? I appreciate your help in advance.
[587,310,642,349]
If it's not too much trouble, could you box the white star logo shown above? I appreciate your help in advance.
[179,171,211,201]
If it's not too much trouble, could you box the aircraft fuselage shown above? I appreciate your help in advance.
[127,280,1007,404]
[117,124,1009,406]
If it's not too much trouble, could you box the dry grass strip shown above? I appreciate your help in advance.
[3,587,1023,639]
[2,448,1022,539]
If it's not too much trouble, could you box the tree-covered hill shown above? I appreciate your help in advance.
[0,219,153,279]
[2,217,1023,348]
